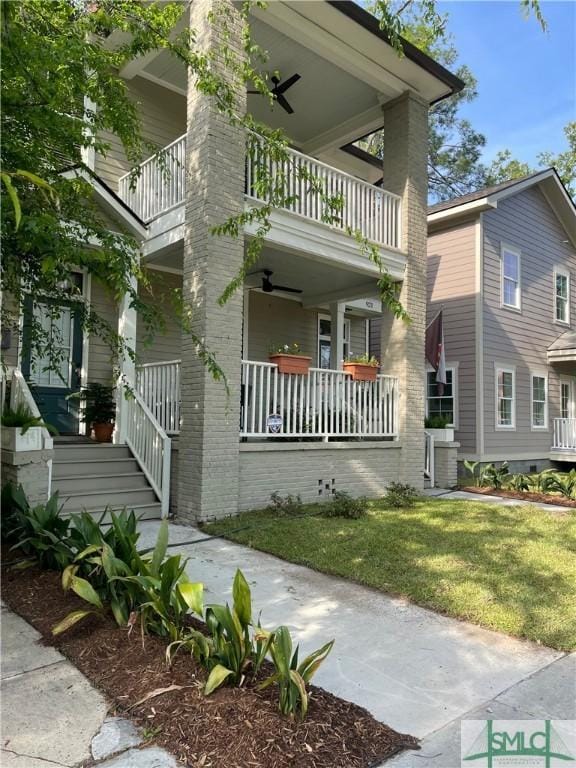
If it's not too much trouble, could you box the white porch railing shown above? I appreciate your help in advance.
[120,386,171,518]
[117,133,401,248]
[241,360,398,439]
[424,430,435,486]
[118,134,186,222]
[136,361,181,435]
[246,134,402,249]
[552,418,576,450]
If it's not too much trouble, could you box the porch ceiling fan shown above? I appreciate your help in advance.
[247,73,301,114]
[250,269,303,295]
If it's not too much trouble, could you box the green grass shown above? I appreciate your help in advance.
[205,499,576,651]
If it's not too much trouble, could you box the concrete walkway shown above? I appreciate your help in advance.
[0,603,178,767]
[138,520,575,768]
[424,487,571,513]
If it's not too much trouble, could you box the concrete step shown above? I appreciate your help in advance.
[52,458,141,478]
[61,503,162,522]
[53,473,150,495]
[53,444,133,462]
[58,487,158,513]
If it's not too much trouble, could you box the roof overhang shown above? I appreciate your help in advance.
[548,330,576,363]
[61,167,148,240]
[428,169,576,247]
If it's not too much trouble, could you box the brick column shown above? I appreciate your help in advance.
[177,0,246,522]
[380,92,428,489]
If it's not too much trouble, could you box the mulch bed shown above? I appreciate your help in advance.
[461,485,576,509]
[1,556,418,768]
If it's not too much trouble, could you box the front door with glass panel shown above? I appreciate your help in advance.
[560,377,576,420]
[21,297,83,434]
[318,315,351,369]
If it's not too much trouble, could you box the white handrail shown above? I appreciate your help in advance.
[136,361,181,435]
[241,360,398,439]
[552,417,576,450]
[120,385,171,518]
[116,132,402,248]
[424,430,435,486]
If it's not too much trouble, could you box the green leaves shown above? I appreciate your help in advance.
[232,569,251,626]
[178,581,204,617]
[205,664,234,695]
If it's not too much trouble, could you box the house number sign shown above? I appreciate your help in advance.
[266,413,283,433]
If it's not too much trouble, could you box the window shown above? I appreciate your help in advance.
[30,304,74,387]
[496,367,515,428]
[426,368,455,426]
[555,268,570,325]
[501,245,521,310]
[317,315,351,369]
[530,374,548,429]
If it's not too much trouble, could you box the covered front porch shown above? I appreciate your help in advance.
[549,333,576,462]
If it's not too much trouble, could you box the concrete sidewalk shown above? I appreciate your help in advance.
[0,602,178,767]
[138,520,575,768]
[424,487,571,513]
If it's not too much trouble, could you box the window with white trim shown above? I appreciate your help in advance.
[501,245,520,310]
[317,315,351,370]
[530,374,548,429]
[554,268,570,325]
[426,368,455,426]
[496,367,515,428]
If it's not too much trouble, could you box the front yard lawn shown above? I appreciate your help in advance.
[205,498,576,651]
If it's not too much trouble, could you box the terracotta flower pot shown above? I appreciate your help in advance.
[269,354,312,375]
[93,422,115,443]
[343,362,378,382]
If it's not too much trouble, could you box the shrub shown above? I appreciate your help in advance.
[464,461,509,489]
[323,490,368,519]
[382,482,419,508]
[268,491,303,516]
[538,470,576,499]
[1,482,28,542]
[506,473,531,492]
[425,415,451,429]
[9,491,73,570]
[259,625,334,720]
[1,403,58,434]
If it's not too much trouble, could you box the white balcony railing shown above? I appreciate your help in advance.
[136,360,181,436]
[241,361,398,439]
[552,418,576,450]
[117,133,401,248]
[135,359,399,440]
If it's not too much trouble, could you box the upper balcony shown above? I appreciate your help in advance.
[118,133,402,251]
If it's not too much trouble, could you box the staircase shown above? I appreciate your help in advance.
[52,443,162,520]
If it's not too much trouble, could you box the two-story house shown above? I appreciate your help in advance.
[2,0,464,521]
[426,169,576,474]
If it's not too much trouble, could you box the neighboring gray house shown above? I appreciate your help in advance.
[426,169,576,473]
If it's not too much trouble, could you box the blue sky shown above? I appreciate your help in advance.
[436,0,575,166]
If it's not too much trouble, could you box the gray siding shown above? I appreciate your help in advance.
[427,218,477,453]
[136,271,182,364]
[95,76,186,190]
[482,186,576,458]
[246,292,367,367]
[87,279,119,385]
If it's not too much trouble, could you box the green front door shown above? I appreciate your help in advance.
[21,297,84,434]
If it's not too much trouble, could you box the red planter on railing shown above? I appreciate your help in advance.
[343,362,379,382]
[269,354,312,375]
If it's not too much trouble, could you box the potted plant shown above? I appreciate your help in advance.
[269,342,312,375]
[1,403,58,451]
[72,383,116,442]
[343,354,379,382]
[425,415,454,442]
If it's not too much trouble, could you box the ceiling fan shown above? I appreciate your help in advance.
[248,73,301,114]
[251,269,302,295]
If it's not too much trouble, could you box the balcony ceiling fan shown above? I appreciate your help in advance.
[247,73,301,114]
[249,269,303,295]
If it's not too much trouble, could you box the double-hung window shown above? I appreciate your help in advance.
[501,245,521,310]
[426,368,456,426]
[554,267,570,325]
[496,366,515,429]
[530,373,548,429]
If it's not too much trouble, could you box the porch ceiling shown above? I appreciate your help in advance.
[143,242,385,307]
